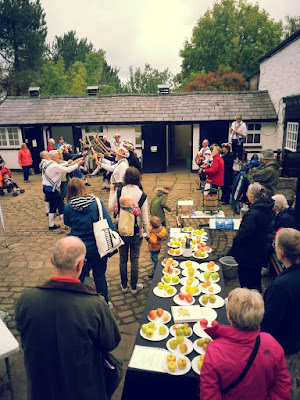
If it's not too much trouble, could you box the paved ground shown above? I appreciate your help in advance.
[0,170,272,400]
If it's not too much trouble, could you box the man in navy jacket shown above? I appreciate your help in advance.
[261,228,300,400]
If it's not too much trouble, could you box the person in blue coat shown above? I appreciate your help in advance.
[64,178,114,305]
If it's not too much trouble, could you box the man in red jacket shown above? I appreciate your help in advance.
[199,146,224,188]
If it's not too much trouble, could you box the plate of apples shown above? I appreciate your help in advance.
[192,250,209,259]
[182,269,201,279]
[140,322,170,341]
[200,294,225,308]
[199,261,220,272]
[192,354,205,375]
[193,318,218,338]
[180,276,200,286]
[193,243,212,253]
[162,265,181,276]
[179,260,200,269]
[161,274,181,286]
[147,308,172,324]
[154,282,177,298]
[193,337,212,355]
[168,248,183,257]
[167,337,193,355]
[161,258,179,268]
[199,271,220,283]
[173,293,195,305]
[164,353,192,375]
[170,323,193,338]
[200,282,221,295]
[180,285,201,296]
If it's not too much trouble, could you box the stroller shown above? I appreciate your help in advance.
[0,167,25,196]
[231,154,260,214]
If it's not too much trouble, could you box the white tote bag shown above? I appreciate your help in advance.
[93,197,124,257]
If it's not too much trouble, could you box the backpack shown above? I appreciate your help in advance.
[116,188,147,237]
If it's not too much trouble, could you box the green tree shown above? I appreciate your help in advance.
[68,61,87,95]
[99,59,122,93]
[284,16,300,38]
[179,0,283,80]
[40,57,67,95]
[183,66,247,92]
[84,51,104,86]
[0,0,47,95]
[122,63,174,93]
[52,30,94,70]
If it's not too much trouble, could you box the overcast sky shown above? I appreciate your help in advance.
[40,0,300,81]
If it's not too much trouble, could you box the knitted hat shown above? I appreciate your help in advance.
[263,149,274,160]
[115,145,129,158]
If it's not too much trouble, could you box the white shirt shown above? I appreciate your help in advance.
[42,160,79,190]
[231,121,247,142]
[199,146,211,164]
[101,158,129,184]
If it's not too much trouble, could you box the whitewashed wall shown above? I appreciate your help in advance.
[192,124,200,171]
[0,150,20,169]
[259,37,300,148]
[100,125,142,159]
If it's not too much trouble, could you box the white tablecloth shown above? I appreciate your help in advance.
[0,319,19,360]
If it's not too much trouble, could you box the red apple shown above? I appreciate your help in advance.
[148,310,157,320]
[179,293,186,300]
[186,294,193,303]
[177,358,187,369]
[156,308,164,317]
[168,267,173,274]
[167,354,176,363]
[200,318,208,328]
[211,320,219,327]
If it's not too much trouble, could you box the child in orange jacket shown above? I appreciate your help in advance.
[146,216,167,278]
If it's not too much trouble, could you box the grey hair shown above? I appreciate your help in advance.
[272,194,289,211]
[276,228,300,265]
[52,236,86,272]
[248,182,266,202]
[40,150,48,159]
[48,138,55,144]
[48,150,59,160]
[103,135,107,140]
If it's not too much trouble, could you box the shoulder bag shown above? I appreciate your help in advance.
[93,197,124,257]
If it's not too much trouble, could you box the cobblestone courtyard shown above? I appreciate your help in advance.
[0,170,256,399]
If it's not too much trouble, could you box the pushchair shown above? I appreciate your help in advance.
[231,154,260,214]
[0,167,25,196]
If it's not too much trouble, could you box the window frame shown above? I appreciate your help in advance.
[284,122,298,152]
[244,123,262,146]
[0,126,22,149]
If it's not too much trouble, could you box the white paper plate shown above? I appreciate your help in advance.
[168,249,183,257]
[180,277,200,286]
[140,324,170,341]
[162,266,181,276]
[147,310,172,324]
[166,337,193,355]
[199,295,225,308]
[193,337,213,355]
[193,245,212,253]
[153,286,177,298]
[162,259,179,268]
[170,324,193,338]
[192,252,209,260]
[167,242,181,248]
[179,260,200,269]
[173,294,195,306]
[181,228,194,234]
[182,269,201,279]
[180,286,201,296]
[198,272,220,283]
[200,283,221,295]
[198,262,220,272]
[161,276,181,286]
[192,355,203,375]
[163,353,192,375]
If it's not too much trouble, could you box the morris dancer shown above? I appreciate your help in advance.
[42,150,84,230]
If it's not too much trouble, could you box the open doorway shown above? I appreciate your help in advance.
[168,125,192,171]
[200,121,229,146]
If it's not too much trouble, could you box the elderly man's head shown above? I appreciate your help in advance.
[226,288,264,330]
[48,150,60,162]
[40,151,49,160]
[275,228,300,267]
[48,138,55,145]
[51,237,86,276]
[272,194,289,213]
[202,139,209,148]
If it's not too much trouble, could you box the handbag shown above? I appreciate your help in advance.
[93,197,124,257]
[104,352,123,397]
[221,335,260,394]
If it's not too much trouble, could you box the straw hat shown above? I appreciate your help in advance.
[115,145,129,158]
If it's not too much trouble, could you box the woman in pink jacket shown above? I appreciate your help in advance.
[200,288,291,400]
[18,143,33,183]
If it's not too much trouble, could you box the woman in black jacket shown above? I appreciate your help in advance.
[229,182,274,291]
[123,140,142,172]
[221,143,234,204]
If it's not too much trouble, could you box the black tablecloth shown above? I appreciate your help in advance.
[121,229,228,400]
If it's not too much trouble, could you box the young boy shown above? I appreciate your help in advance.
[150,186,173,227]
[146,216,167,278]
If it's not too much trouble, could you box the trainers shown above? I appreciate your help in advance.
[131,283,143,294]
[49,224,61,231]
[148,272,154,279]
[85,182,91,186]
[108,301,114,309]
[121,285,128,293]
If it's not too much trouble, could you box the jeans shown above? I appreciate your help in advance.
[79,254,109,303]
[119,235,142,290]
[22,165,30,181]
[285,351,300,400]
[238,265,262,292]
[149,251,159,274]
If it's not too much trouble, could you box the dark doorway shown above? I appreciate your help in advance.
[200,121,229,146]
[22,125,44,174]
[72,126,82,152]
[142,124,167,173]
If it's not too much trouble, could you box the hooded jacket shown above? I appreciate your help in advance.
[18,148,32,166]
[252,162,280,197]
[150,189,171,223]
[230,197,274,268]
[64,196,114,257]
[205,154,224,186]
[147,225,167,252]
[200,324,291,400]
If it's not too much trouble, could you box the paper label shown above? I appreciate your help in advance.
[128,345,168,373]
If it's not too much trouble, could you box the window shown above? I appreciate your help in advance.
[84,125,103,133]
[245,123,261,145]
[285,122,298,152]
[0,127,22,148]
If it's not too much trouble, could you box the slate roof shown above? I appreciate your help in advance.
[0,91,277,126]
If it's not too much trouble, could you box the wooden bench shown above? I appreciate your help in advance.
[269,253,283,275]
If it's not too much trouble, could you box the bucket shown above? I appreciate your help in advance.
[186,157,191,169]
[219,256,238,279]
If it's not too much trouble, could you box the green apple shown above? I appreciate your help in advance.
[145,328,154,338]
[176,335,184,344]
[184,327,191,336]
[200,354,205,361]
[172,275,179,283]
[168,361,177,372]
[159,325,167,335]
[198,360,203,371]
[177,358,187,369]
[183,323,189,329]
[148,321,155,330]
[204,271,211,281]
[169,338,177,349]
[141,324,148,333]
[211,272,219,281]
[197,338,204,347]
[163,274,171,283]
[158,282,164,289]
[167,286,174,295]
[176,328,184,336]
